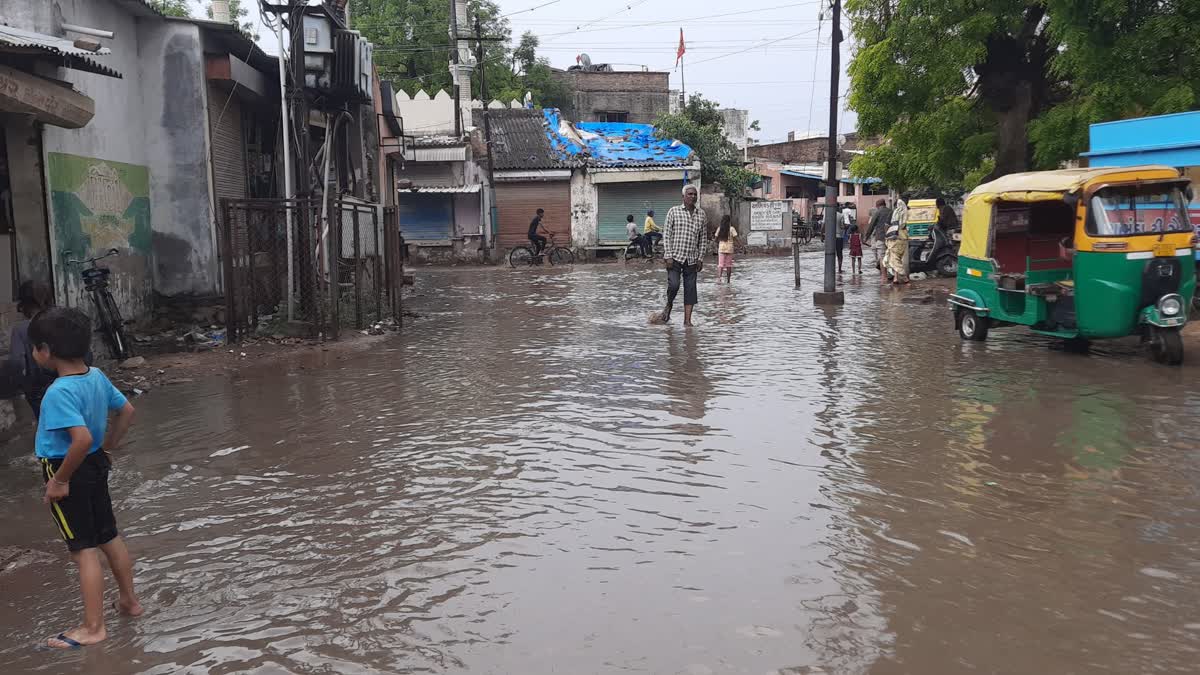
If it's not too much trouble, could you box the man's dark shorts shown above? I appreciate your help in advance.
[668,260,700,306]
[42,450,118,552]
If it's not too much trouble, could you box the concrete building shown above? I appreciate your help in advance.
[555,69,671,125]
[0,0,284,323]
[720,108,750,152]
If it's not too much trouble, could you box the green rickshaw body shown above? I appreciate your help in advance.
[1073,251,1195,338]
[950,166,1196,356]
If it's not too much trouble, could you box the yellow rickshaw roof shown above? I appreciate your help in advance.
[969,165,1181,199]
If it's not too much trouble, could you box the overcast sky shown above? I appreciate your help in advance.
[200,0,855,144]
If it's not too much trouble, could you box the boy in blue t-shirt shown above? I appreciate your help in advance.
[30,308,141,649]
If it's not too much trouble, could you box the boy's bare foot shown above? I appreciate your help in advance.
[114,598,144,617]
[47,626,106,649]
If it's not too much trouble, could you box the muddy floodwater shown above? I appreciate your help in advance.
[3,254,1200,674]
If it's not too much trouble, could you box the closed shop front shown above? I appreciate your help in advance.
[597,181,683,243]
[208,83,247,204]
[495,180,571,249]
[398,193,454,241]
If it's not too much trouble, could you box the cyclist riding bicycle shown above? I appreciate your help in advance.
[529,208,549,256]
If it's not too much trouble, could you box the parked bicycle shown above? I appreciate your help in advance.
[792,217,815,245]
[624,236,664,262]
[509,232,575,268]
[67,248,131,360]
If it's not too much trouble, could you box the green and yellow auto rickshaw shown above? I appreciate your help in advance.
[949,166,1197,364]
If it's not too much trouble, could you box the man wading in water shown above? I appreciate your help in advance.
[659,184,708,327]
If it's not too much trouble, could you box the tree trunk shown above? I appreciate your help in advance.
[990,80,1035,179]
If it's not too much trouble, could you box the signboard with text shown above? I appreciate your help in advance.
[750,201,789,231]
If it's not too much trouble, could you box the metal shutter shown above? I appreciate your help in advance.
[398,194,453,240]
[208,84,247,203]
[495,181,571,249]
[597,182,683,244]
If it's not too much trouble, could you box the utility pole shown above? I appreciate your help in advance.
[474,14,497,250]
[449,0,461,137]
[813,0,845,306]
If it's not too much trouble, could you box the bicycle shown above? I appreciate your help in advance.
[792,218,815,245]
[509,232,575,268]
[624,236,664,262]
[67,248,131,360]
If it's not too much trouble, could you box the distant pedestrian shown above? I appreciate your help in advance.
[864,199,891,284]
[836,204,855,274]
[847,223,863,275]
[715,214,738,283]
[891,197,910,283]
[29,307,142,650]
[659,184,707,327]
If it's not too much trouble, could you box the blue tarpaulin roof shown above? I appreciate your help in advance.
[542,108,587,160]
[573,122,694,168]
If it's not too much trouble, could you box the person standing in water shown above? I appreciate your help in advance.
[715,215,738,283]
[660,184,708,326]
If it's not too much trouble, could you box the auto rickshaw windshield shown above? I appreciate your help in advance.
[1088,184,1192,236]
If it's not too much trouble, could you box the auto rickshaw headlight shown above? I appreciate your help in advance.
[1160,295,1183,317]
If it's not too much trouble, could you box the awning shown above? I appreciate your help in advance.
[0,25,122,79]
[403,184,481,193]
[780,170,822,180]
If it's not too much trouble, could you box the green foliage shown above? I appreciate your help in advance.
[654,94,755,197]
[349,0,573,110]
[847,0,1200,190]
[150,0,190,17]
[207,0,257,41]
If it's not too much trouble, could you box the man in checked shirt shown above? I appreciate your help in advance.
[659,184,707,327]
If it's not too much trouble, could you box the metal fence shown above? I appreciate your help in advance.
[220,197,402,342]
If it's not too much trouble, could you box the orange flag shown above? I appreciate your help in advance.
[676,28,686,67]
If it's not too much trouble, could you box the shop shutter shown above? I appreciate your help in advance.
[597,182,684,244]
[398,194,453,240]
[208,84,247,203]
[495,181,571,249]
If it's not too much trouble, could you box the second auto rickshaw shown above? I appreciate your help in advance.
[949,166,1196,364]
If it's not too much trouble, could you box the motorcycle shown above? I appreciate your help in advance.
[908,223,959,277]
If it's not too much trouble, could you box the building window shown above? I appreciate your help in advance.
[764,177,773,195]
[863,181,890,196]
[845,182,858,196]
[598,111,629,123]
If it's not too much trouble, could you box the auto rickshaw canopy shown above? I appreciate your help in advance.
[959,165,1182,260]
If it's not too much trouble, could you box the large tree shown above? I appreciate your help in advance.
[150,0,190,17]
[654,95,757,198]
[847,0,1200,191]
[350,0,571,110]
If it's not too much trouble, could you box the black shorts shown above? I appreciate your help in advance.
[41,451,118,552]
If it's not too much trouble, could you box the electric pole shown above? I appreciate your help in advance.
[474,14,498,250]
[813,0,845,306]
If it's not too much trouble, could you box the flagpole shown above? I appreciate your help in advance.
[681,54,686,102]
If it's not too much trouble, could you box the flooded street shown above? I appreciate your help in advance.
[4,253,1200,674]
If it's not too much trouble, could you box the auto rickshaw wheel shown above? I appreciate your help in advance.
[1149,328,1184,366]
[958,310,989,341]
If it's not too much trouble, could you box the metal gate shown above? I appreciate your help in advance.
[220,197,402,342]
[597,182,682,244]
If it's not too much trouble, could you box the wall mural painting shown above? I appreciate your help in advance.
[47,152,151,259]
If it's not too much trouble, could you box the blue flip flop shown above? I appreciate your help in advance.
[51,633,83,649]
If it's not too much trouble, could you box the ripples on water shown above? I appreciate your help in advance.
[2,255,1200,674]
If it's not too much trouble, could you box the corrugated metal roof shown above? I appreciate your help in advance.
[484,108,584,170]
[410,136,464,148]
[405,145,467,162]
[575,122,693,168]
[0,25,122,78]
